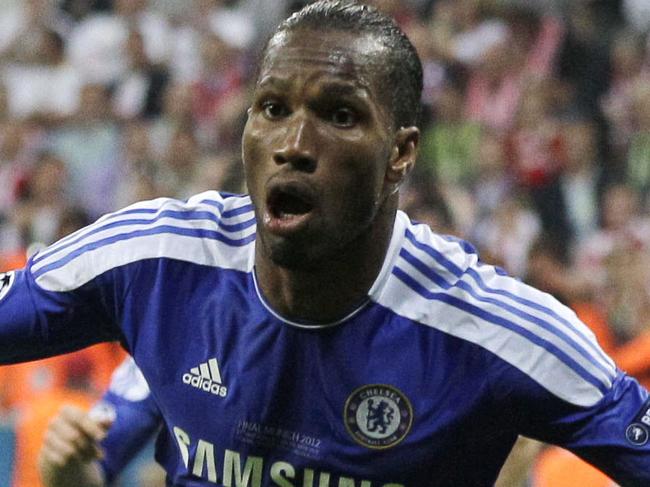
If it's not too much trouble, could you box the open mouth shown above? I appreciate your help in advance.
[267,184,315,220]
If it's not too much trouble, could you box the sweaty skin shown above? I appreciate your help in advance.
[243,28,419,324]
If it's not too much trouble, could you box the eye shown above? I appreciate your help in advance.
[330,107,358,128]
[261,101,289,120]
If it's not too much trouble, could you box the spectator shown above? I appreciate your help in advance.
[600,29,648,165]
[66,0,170,84]
[12,153,73,249]
[49,84,121,217]
[558,116,602,245]
[112,29,170,120]
[115,121,166,208]
[505,79,569,242]
[558,3,611,117]
[158,127,203,199]
[2,29,82,122]
[148,83,195,158]
[470,128,513,227]
[0,1,649,485]
[576,183,650,300]
[419,83,481,187]
[626,82,650,202]
[472,192,541,277]
[192,31,248,151]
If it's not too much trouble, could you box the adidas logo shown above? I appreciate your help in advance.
[182,358,228,397]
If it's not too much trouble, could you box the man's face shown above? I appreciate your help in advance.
[243,29,398,268]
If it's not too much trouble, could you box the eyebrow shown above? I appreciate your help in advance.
[257,76,292,91]
[317,81,369,99]
[257,75,371,99]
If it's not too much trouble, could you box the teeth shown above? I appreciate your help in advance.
[271,193,312,217]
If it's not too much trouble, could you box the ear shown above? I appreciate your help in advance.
[385,126,419,186]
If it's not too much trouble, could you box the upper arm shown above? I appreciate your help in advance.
[0,266,119,364]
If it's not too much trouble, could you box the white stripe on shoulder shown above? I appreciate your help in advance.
[399,232,616,380]
[378,271,608,407]
[40,196,183,259]
[33,193,256,292]
[374,217,615,407]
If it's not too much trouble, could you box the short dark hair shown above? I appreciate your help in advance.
[264,0,423,129]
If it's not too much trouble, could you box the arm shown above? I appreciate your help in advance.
[467,259,650,484]
[38,405,110,487]
[38,357,162,486]
[0,264,119,364]
[515,370,650,485]
[495,436,544,487]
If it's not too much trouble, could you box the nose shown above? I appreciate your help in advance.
[273,112,317,172]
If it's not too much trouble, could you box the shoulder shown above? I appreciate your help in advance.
[379,215,617,407]
[30,191,256,292]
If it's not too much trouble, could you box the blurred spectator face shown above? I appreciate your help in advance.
[31,155,68,201]
[611,32,645,77]
[632,84,650,130]
[39,30,65,65]
[0,86,9,120]
[115,0,148,17]
[55,208,90,241]
[193,155,236,194]
[431,0,456,24]
[455,0,484,29]
[602,184,639,230]
[435,85,464,122]
[126,30,149,69]
[124,122,153,162]
[477,130,505,175]
[478,40,512,82]
[168,130,198,171]
[568,4,598,40]
[0,124,25,161]
[162,84,194,119]
[77,84,111,122]
[516,88,548,128]
[526,237,569,297]
[403,21,435,61]
[63,0,96,21]
[201,33,234,72]
[26,0,55,23]
[563,120,597,172]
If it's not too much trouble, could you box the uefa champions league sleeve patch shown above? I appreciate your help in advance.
[344,384,413,449]
[626,398,650,446]
[0,272,15,302]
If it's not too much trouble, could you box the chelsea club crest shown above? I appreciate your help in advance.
[344,384,413,449]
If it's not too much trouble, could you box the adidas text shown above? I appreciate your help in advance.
[183,373,228,397]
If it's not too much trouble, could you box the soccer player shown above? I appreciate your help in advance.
[38,358,162,487]
[1,1,649,485]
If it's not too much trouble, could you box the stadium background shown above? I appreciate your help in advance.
[0,0,649,485]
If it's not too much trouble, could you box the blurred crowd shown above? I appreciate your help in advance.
[0,0,650,485]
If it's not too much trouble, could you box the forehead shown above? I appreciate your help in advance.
[259,29,388,94]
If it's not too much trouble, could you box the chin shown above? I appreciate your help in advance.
[264,233,332,271]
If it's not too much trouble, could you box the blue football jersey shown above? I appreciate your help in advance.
[91,357,161,483]
[1,191,649,486]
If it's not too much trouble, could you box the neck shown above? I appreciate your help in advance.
[255,200,398,324]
